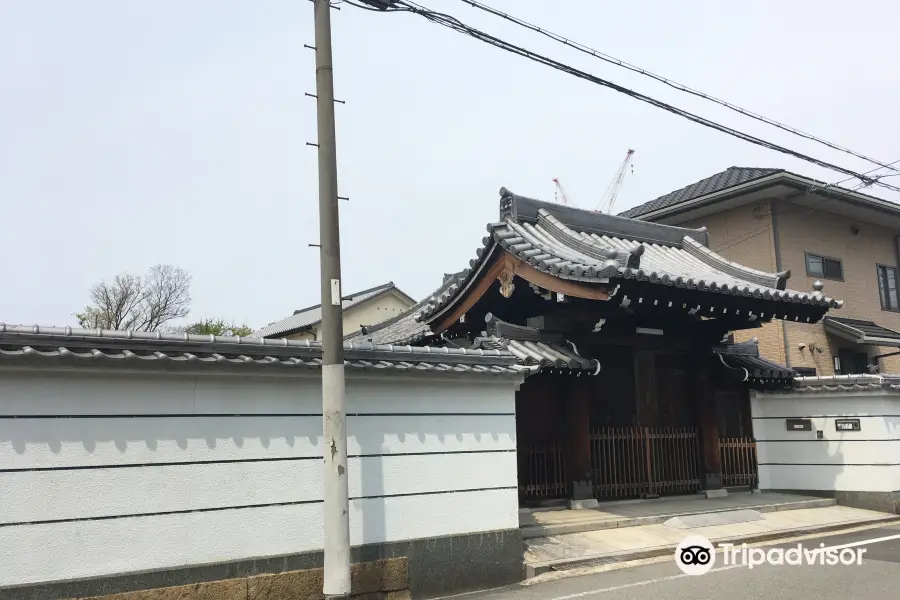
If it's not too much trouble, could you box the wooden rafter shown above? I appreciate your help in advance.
[430,251,611,334]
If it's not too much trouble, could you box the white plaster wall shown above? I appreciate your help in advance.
[0,370,519,588]
[751,390,900,493]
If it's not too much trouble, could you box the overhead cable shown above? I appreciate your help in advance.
[457,0,900,175]
[353,0,900,194]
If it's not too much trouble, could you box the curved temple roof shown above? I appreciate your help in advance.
[419,188,842,323]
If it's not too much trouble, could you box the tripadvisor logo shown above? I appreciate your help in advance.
[675,535,716,575]
[675,535,867,574]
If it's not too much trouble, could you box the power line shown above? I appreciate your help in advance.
[355,0,900,195]
[457,0,900,176]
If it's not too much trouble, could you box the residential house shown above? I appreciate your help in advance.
[621,167,900,376]
[256,281,416,340]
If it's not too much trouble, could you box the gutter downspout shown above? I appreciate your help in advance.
[770,199,791,368]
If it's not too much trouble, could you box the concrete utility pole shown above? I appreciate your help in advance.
[313,0,351,596]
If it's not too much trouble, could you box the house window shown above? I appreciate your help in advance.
[877,264,899,312]
[837,349,870,375]
[805,253,843,280]
[794,367,817,377]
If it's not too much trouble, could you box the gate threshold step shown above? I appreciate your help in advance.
[520,493,836,539]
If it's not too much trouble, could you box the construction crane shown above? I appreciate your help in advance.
[552,177,572,206]
[595,149,635,213]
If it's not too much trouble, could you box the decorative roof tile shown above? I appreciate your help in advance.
[418,189,841,322]
[714,340,795,380]
[0,323,523,377]
[789,374,900,393]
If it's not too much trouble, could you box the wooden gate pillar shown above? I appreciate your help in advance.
[692,351,722,490]
[566,384,595,506]
[633,349,659,426]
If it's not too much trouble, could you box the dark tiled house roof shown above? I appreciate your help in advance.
[619,167,783,218]
[824,316,900,345]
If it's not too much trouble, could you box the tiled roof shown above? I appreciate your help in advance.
[823,316,900,345]
[619,167,783,218]
[419,189,841,322]
[255,282,414,338]
[715,340,795,380]
[790,374,900,393]
[475,314,601,373]
[0,324,524,377]
[344,272,469,345]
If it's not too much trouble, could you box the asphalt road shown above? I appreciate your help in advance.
[462,525,900,600]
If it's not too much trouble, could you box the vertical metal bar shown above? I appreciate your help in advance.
[677,428,682,492]
[624,428,632,497]
[558,441,565,497]
[630,427,639,497]
[591,428,598,498]
[612,428,619,498]
[721,438,726,487]
[742,438,749,486]
[644,427,653,496]
[529,443,535,498]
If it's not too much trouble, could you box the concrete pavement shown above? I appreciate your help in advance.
[454,525,900,600]
[525,498,900,576]
[521,492,834,538]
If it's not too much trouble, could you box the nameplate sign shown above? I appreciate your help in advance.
[786,418,812,431]
[835,419,861,432]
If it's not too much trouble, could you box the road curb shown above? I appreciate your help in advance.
[525,514,900,579]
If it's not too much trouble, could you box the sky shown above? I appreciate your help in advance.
[2,0,899,331]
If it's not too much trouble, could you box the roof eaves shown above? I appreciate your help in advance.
[0,323,519,371]
[789,374,900,393]
[624,168,900,223]
[621,168,785,220]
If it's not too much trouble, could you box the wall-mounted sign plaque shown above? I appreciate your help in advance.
[835,419,861,432]
[786,418,812,431]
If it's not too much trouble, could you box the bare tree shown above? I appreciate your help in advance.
[76,264,192,332]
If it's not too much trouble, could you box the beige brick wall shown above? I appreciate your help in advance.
[679,196,900,374]
[776,196,900,374]
[681,201,786,365]
[679,200,900,375]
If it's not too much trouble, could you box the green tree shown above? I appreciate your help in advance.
[180,318,254,338]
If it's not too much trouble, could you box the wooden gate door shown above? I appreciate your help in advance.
[590,426,702,499]
[720,437,758,487]
[518,440,568,501]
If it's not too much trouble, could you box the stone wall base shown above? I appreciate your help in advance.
[764,489,900,515]
[1,529,522,600]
